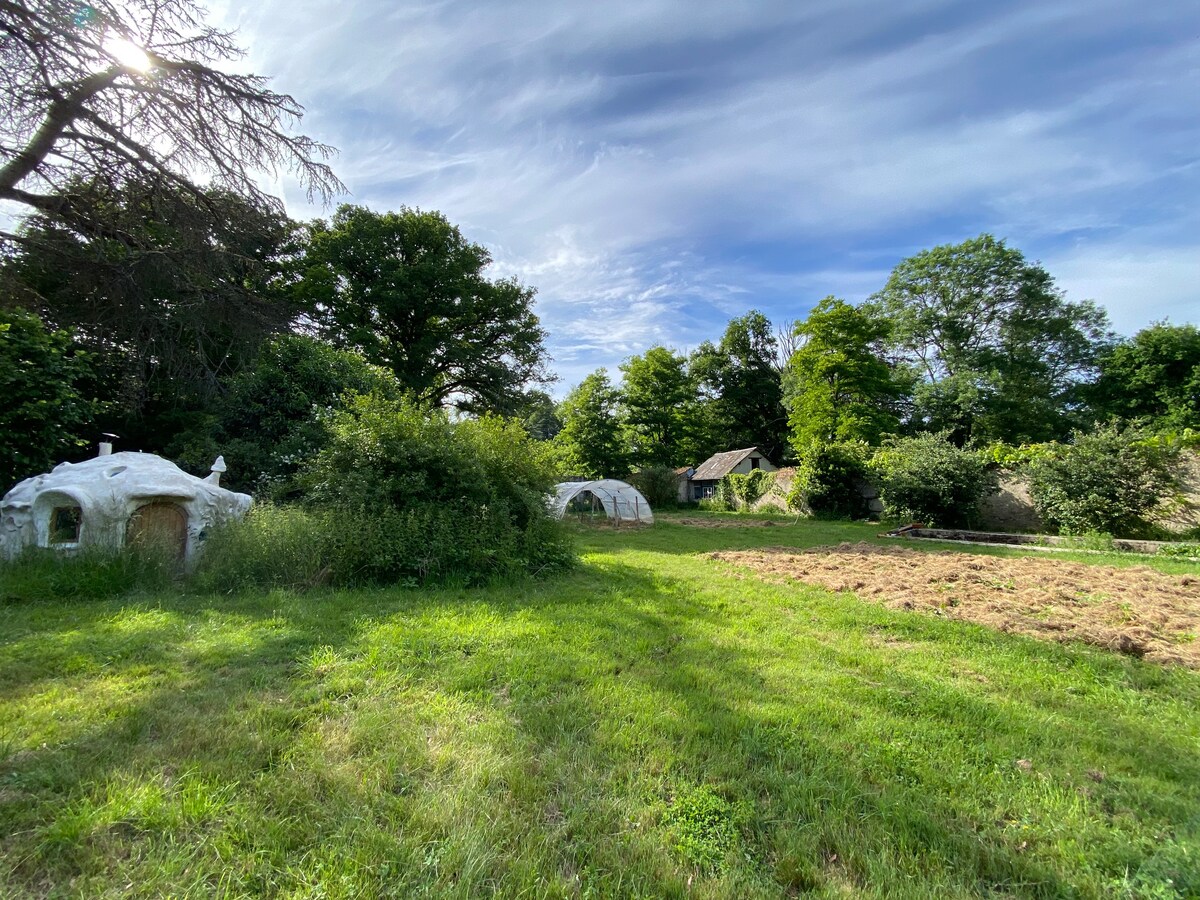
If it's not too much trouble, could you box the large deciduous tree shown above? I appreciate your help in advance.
[553,370,628,479]
[297,205,550,415]
[1087,322,1200,431]
[0,0,341,233]
[783,296,910,454]
[619,346,697,467]
[872,234,1112,445]
[690,310,787,463]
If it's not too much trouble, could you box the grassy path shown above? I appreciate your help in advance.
[2,519,1198,897]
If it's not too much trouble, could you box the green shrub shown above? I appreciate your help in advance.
[0,308,97,489]
[1158,543,1200,560]
[788,441,870,518]
[171,335,398,496]
[1025,424,1180,536]
[626,465,680,509]
[713,469,774,511]
[868,433,998,527]
[192,394,574,590]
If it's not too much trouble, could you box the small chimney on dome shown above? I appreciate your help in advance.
[206,455,228,486]
[97,433,119,457]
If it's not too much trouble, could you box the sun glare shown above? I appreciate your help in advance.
[104,36,153,72]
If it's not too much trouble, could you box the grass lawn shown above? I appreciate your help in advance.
[2,516,1199,898]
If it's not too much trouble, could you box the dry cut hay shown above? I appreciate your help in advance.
[711,542,1200,668]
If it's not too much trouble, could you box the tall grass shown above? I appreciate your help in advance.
[192,502,575,593]
[0,546,177,603]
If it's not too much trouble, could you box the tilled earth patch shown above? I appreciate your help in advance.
[710,542,1200,667]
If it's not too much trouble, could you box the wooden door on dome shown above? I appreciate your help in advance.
[126,502,187,562]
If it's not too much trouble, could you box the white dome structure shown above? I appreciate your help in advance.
[1,451,252,564]
[551,479,653,525]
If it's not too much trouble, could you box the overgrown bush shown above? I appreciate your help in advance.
[711,469,774,511]
[1025,424,1180,536]
[787,441,870,518]
[868,433,998,527]
[626,465,680,509]
[195,394,574,589]
[193,500,572,591]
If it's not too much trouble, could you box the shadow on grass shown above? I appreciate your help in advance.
[0,557,1197,897]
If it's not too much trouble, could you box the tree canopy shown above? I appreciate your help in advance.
[1088,323,1200,431]
[619,346,697,467]
[872,234,1112,444]
[0,306,95,485]
[690,310,787,463]
[0,179,300,443]
[783,296,908,454]
[552,370,628,479]
[298,205,550,415]
[0,0,341,236]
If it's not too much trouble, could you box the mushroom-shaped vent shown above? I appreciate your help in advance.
[206,456,228,485]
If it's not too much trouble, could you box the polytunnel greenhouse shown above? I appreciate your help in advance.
[550,480,653,524]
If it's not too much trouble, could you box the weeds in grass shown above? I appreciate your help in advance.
[663,785,747,873]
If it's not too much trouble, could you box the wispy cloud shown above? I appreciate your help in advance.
[210,0,1200,389]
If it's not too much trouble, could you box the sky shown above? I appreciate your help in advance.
[210,0,1200,391]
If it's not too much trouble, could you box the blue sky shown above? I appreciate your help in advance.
[214,0,1200,391]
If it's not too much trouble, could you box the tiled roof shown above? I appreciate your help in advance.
[691,447,757,481]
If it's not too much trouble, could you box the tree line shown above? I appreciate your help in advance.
[547,234,1198,481]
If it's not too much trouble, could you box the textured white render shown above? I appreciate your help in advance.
[551,480,653,524]
[0,452,252,562]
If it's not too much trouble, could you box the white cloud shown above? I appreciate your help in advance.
[1047,242,1200,336]
[205,0,1199,387]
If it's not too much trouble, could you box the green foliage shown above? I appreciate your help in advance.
[789,441,871,519]
[690,311,787,463]
[0,308,96,488]
[872,234,1113,445]
[626,465,680,510]
[0,546,176,603]
[1158,543,1200,560]
[868,433,999,526]
[1089,322,1200,431]
[2,181,301,444]
[173,334,397,495]
[552,370,628,478]
[290,394,572,583]
[1025,424,1181,537]
[297,205,549,414]
[619,347,698,467]
[517,390,562,442]
[978,440,1059,469]
[718,469,774,511]
[784,297,907,453]
[193,501,573,591]
[663,785,747,873]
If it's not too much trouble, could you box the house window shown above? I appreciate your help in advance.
[750,457,760,470]
[50,506,82,544]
